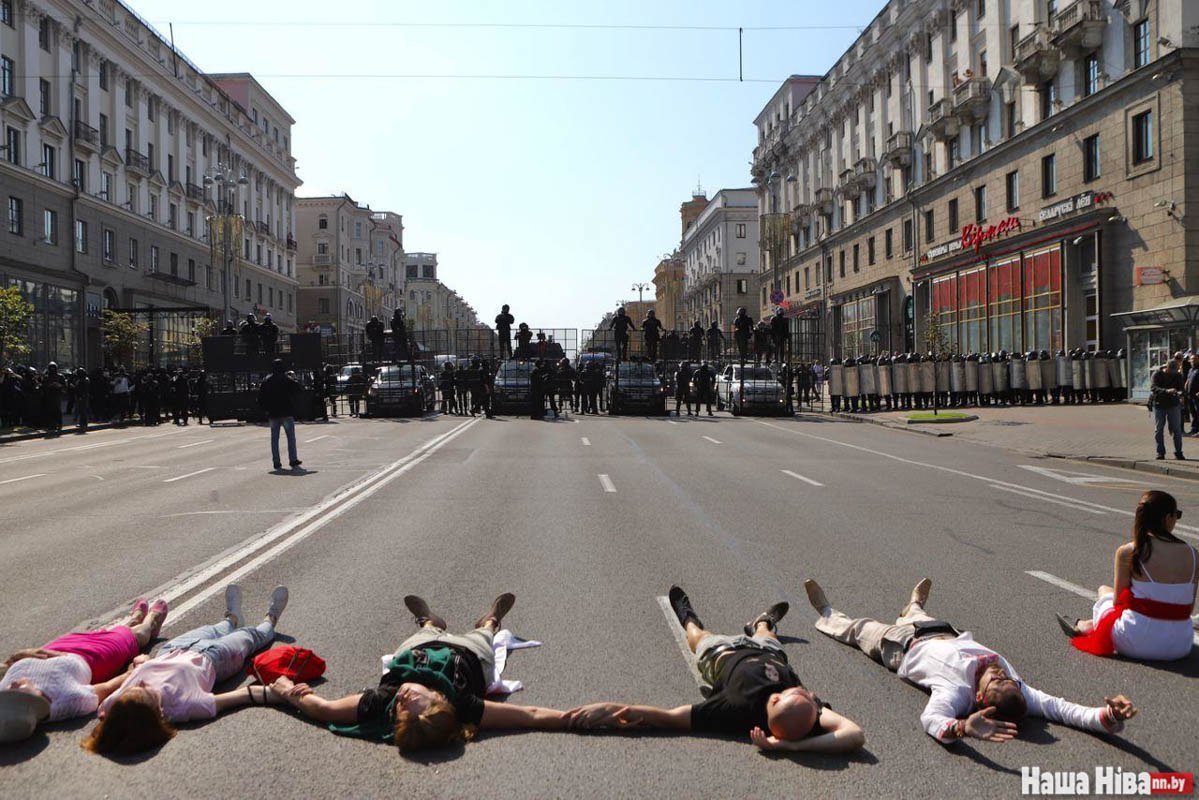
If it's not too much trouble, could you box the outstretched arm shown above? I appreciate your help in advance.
[749,708,865,753]
[479,701,570,731]
[1023,686,1134,735]
[566,703,691,732]
[214,684,287,714]
[271,677,360,724]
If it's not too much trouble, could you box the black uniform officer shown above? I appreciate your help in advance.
[642,311,663,363]
[732,308,753,363]
[495,305,515,360]
[365,315,385,362]
[674,360,695,416]
[609,307,636,361]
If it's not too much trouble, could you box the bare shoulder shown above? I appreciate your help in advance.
[1115,542,1135,558]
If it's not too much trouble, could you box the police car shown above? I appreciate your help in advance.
[607,361,668,415]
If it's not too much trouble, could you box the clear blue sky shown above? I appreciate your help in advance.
[133,0,880,332]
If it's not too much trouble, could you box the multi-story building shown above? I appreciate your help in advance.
[681,188,761,329]
[652,252,685,330]
[400,252,483,343]
[753,0,1199,397]
[0,0,300,366]
[295,195,402,337]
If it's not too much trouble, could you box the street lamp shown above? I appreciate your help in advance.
[631,282,651,305]
[203,165,248,325]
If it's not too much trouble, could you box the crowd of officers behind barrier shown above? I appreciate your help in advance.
[825,349,1129,413]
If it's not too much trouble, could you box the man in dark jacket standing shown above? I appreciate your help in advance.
[1152,360,1185,461]
[258,358,302,470]
[365,315,385,362]
[732,308,753,363]
[769,308,789,365]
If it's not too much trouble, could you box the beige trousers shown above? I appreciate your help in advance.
[814,604,935,672]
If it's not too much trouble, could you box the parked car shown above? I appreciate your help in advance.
[365,364,436,416]
[492,360,534,414]
[335,363,364,395]
[607,361,668,415]
[716,364,786,415]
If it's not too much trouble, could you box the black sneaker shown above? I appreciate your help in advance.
[744,601,790,636]
[668,586,702,629]
[1176,453,1187,461]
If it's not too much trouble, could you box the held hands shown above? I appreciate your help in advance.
[564,703,638,731]
[1105,695,1137,722]
[269,676,314,707]
[964,707,1018,743]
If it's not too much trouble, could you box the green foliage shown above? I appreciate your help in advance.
[0,285,35,364]
[922,312,954,358]
[102,309,148,368]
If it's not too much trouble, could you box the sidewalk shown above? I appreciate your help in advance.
[0,421,120,443]
[823,401,1199,480]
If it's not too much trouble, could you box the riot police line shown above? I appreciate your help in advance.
[824,349,1128,413]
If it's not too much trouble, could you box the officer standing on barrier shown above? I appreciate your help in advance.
[642,310,663,363]
[685,321,703,361]
[391,308,409,364]
[240,313,260,357]
[365,315,385,362]
[514,322,533,359]
[770,309,789,365]
[609,307,636,361]
[495,304,515,360]
[733,308,753,363]
[259,314,280,358]
[675,360,695,417]
[706,321,724,362]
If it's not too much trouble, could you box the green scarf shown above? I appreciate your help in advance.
[328,648,459,741]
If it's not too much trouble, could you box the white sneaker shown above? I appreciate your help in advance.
[225,584,243,627]
[267,586,289,625]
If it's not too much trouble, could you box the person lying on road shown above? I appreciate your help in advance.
[0,598,169,740]
[805,577,1136,744]
[270,593,573,753]
[82,584,289,756]
[567,586,865,753]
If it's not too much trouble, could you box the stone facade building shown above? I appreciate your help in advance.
[681,188,761,329]
[652,252,685,330]
[0,0,300,367]
[752,0,1199,397]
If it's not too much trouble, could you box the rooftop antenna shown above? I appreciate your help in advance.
[694,176,705,197]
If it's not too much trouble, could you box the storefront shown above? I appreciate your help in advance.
[1113,296,1199,402]
[830,277,900,359]
[780,292,825,363]
[2,274,81,368]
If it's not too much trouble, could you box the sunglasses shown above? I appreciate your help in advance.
[1173,510,1184,520]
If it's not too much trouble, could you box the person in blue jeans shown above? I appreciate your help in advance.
[258,358,302,470]
[1151,361,1185,460]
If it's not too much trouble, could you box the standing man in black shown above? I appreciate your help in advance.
[240,314,260,357]
[72,367,91,432]
[609,307,636,361]
[732,308,754,363]
[769,308,789,365]
[674,361,695,417]
[390,308,409,364]
[170,369,190,425]
[706,321,724,362]
[258,313,279,357]
[1184,353,1199,435]
[641,310,663,363]
[529,359,546,420]
[495,304,515,360]
[365,315,385,362]
[258,358,302,471]
[694,361,715,416]
[688,321,705,362]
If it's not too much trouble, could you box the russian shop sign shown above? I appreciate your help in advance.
[1038,190,1115,223]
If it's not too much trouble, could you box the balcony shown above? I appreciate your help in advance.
[952,76,992,123]
[146,270,195,287]
[840,167,861,198]
[884,130,913,167]
[286,236,297,252]
[124,147,151,176]
[854,156,878,189]
[1015,26,1061,84]
[792,203,813,224]
[314,253,331,266]
[926,98,960,141]
[186,182,205,202]
[1051,0,1107,55]
[73,120,99,152]
[255,220,271,236]
[814,187,836,214]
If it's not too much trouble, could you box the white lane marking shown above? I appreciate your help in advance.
[781,469,824,487]
[0,428,187,465]
[1027,571,1199,646]
[304,435,331,443]
[655,596,705,688]
[754,420,1199,543]
[163,467,215,483]
[0,473,47,486]
[152,419,481,629]
[989,485,1107,515]
[135,465,165,469]
[666,419,679,425]
[177,439,214,449]
[581,437,591,446]
[1018,465,1146,487]
[702,436,722,445]
[598,474,617,493]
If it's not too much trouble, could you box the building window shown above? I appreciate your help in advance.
[98,60,108,90]
[103,228,114,262]
[99,113,108,147]
[150,245,159,272]
[38,16,49,51]
[1133,19,1150,69]
[41,144,55,179]
[977,0,985,17]
[318,298,330,314]
[0,57,13,97]
[147,97,155,122]
[169,252,178,277]
[74,219,87,253]
[958,266,986,353]
[149,193,159,221]
[868,237,876,265]
[7,196,21,234]
[853,244,860,272]
[128,238,138,268]
[4,126,18,164]
[804,267,810,288]
[1005,170,1020,211]
[1131,110,1153,164]
[736,223,746,238]
[948,139,960,168]
[1040,80,1057,120]
[839,250,846,278]
[318,216,328,230]
[188,258,195,283]
[988,256,1023,352]
[101,171,112,200]
[73,159,85,191]
[317,241,328,255]
[1041,153,1057,197]
[168,203,177,230]
[923,210,934,242]
[43,209,57,244]
[885,228,893,258]
[1023,247,1063,351]
[1083,134,1100,182]
[903,219,913,253]
[125,78,133,107]
[974,186,987,223]
[948,198,959,233]
[39,79,50,116]
[187,211,195,237]
[1,0,11,28]
[1082,53,1099,97]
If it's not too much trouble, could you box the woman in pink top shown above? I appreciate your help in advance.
[84,584,289,756]
[0,598,168,733]
[1058,490,1198,661]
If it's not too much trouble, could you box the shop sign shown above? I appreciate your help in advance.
[1038,190,1115,223]
[961,216,1022,254]
[804,286,823,300]
[922,238,964,262]
[795,306,821,320]
[1135,267,1166,286]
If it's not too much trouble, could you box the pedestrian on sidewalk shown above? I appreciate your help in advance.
[258,358,302,471]
[1150,360,1186,460]
[1184,354,1199,435]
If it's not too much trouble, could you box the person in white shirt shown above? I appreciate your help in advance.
[804,577,1137,744]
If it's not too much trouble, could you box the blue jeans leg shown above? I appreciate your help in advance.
[270,418,282,466]
[282,417,298,464]
[198,620,276,682]
[1168,405,1184,455]
[160,619,235,653]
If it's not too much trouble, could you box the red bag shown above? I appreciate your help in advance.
[247,645,326,684]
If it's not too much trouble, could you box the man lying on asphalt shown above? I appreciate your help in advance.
[804,577,1137,744]
[568,586,865,753]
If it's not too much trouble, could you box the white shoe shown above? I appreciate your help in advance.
[267,586,289,625]
[225,584,243,627]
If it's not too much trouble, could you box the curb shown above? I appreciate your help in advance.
[1065,455,1199,483]
[0,421,120,444]
[825,411,954,438]
[905,414,978,425]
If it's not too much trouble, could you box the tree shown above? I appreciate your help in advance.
[0,286,35,365]
[922,312,954,359]
[187,316,220,364]
[102,309,148,368]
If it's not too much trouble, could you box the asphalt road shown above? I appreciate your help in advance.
[1,409,1196,799]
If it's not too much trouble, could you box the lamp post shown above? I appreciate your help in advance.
[631,281,651,305]
[203,165,248,325]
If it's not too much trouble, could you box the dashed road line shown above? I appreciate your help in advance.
[655,596,705,688]
[581,437,591,446]
[0,473,47,486]
[598,474,617,493]
[304,435,331,443]
[163,467,216,483]
[781,469,824,487]
[990,485,1106,515]
[666,419,678,425]
[702,436,722,445]
[177,439,214,449]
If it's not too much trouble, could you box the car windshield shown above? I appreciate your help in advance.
[339,366,360,378]
[733,367,776,381]
[618,363,658,379]
[498,363,533,379]
[375,366,418,382]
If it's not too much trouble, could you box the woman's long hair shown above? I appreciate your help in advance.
[1132,490,1185,574]
[393,696,475,754]
[82,693,176,756]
